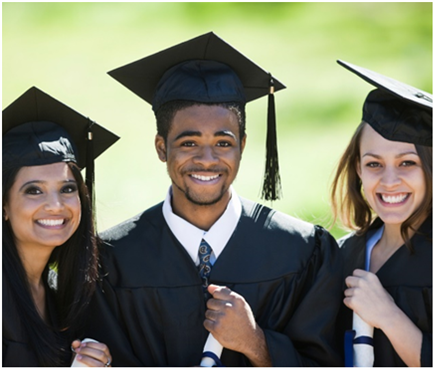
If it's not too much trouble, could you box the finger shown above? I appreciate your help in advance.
[352,269,367,277]
[205,309,222,322]
[82,341,110,357]
[203,318,217,333]
[75,345,110,365]
[206,297,231,311]
[74,353,110,367]
[343,297,353,309]
[344,288,354,297]
[345,276,359,288]
[71,339,81,352]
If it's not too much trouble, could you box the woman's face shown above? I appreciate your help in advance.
[357,124,426,226]
[4,162,81,252]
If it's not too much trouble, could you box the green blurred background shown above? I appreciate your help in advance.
[3,2,432,239]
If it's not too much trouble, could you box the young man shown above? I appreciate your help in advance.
[86,32,343,367]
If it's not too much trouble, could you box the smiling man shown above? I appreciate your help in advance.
[85,32,343,367]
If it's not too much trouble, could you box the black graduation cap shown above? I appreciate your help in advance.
[108,31,286,201]
[338,60,432,147]
[2,86,120,200]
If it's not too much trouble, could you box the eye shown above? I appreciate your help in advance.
[216,141,232,147]
[61,183,78,194]
[24,186,42,195]
[181,141,196,147]
[365,162,381,168]
[401,160,416,167]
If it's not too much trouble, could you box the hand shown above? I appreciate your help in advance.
[71,339,112,367]
[203,285,271,366]
[344,269,397,329]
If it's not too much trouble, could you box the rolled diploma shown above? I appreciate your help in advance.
[352,312,374,367]
[200,333,223,367]
[71,338,99,367]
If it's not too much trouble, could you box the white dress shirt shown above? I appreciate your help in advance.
[162,186,242,266]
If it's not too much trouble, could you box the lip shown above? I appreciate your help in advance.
[189,172,222,185]
[36,218,68,229]
[376,192,410,206]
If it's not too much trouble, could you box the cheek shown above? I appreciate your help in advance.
[68,196,82,223]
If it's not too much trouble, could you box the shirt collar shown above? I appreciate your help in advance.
[162,186,242,264]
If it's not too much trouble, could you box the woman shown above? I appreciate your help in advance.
[2,87,119,366]
[330,61,432,367]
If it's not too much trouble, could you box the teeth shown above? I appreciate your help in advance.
[381,194,408,204]
[37,219,65,226]
[191,174,219,181]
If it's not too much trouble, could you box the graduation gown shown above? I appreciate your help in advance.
[2,272,70,367]
[85,197,343,366]
[338,215,432,367]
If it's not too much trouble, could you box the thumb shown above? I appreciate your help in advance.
[207,284,226,295]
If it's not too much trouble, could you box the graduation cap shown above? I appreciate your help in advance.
[108,31,286,201]
[2,86,120,201]
[338,60,432,147]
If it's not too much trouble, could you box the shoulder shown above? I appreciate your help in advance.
[99,202,164,243]
[238,197,339,254]
[239,197,316,235]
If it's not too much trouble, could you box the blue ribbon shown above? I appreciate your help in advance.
[354,335,374,346]
[201,351,224,367]
[344,330,355,367]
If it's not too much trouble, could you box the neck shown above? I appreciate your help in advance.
[381,223,405,251]
[171,190,231,231]
[16,242,54,289]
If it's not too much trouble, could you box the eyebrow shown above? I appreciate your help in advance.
[362,151,419,159]
[174,130,237,141]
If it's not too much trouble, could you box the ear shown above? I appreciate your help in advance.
[240,134,247,156]
[3,207,9,221]
[356,159,362,178]
[155,135,167,162]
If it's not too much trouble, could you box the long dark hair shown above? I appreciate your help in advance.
[2,162,98,366]
[330,121,432,250]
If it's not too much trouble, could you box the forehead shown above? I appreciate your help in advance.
[360,124,417,153]
[170,105,239,134]
[14,162,74,184]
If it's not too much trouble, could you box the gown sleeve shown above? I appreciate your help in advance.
[262,226,343,367]
[83,248,143,367]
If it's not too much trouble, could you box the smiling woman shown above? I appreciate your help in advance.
[330,61,432,367]
[2,87,118,367]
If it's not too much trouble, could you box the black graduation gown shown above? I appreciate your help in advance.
[338,215,432,367]
[2,272,70,367]
[85,197,343,366]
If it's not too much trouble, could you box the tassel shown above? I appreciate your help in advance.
[261,74,282,201]
[86,120,95,213]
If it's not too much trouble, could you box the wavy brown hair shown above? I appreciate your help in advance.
[330,121,432,250]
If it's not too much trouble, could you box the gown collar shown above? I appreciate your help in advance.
[162,186,242,265]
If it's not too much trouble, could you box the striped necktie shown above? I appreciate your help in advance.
[198,239,213,293]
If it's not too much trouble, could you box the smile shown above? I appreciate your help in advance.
[37,219,66,226]
[378,193,410,204]
[190,174,220,182]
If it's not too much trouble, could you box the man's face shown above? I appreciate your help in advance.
[155,104,246,207]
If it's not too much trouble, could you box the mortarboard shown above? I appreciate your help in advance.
[108,31,286,201]
[2,86,120,201]
[337,59,432,147]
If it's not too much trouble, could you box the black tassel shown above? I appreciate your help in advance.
[86,121,95,213]
[261,74,282,201]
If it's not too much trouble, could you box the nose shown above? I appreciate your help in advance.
[380,166,401,188]
[44,192,65,212]
[193,146,219,166]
